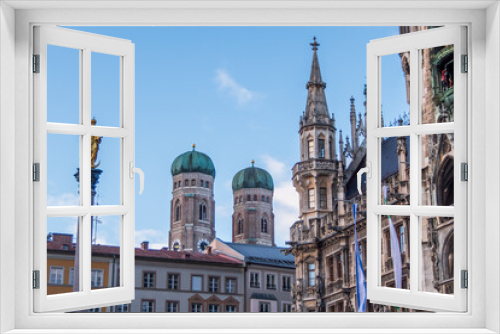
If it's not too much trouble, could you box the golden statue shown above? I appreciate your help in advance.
[91,118,102,168]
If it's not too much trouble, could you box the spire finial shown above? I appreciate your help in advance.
[251,159,255,167]
[310,36,319,51]
[192,144,196,151]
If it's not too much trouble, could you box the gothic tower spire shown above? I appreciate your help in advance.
[303,37,332,127]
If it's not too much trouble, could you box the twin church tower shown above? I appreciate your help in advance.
[169,145,275,252]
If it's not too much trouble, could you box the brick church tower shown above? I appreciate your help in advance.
[169,145,216,252]
[232,161,275,246]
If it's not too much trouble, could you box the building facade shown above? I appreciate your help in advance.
[286,32,454,312]
[209,239,295,312]
[169,145,216,252]
[132,242,245,313]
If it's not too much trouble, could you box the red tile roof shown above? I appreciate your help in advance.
[47,242,242,265]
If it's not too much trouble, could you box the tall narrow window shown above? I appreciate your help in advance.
[320,187,327,208]
[141,300,155,313]
[238,218,244,235]
[208,276,220,293]
[184,180,189,186]
[318,139,325,158]
[308,262,316,287]
[329,136,334,159]
[175,202,181,221]
[250,272,260,288]
[199,202,207,221]
[308,139,315,159]
[199,180,204,187]
[226,278,237,293]
[399,225,405,254]
[266,274,276,289]
[261,217,268,233]
[166,301,178,313]
[143,272,155,289]
[282,276,291,292]
[336,253,343,281]
[91,269,104,288]
[308,188,315,209]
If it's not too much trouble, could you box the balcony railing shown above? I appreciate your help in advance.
[292,159,335,176]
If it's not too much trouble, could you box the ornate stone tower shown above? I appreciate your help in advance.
[169,145,216,252]
[293,38,337,237]
[232,161,275,246]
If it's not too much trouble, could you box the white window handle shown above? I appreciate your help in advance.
[129,162,145,195]
[357,162,371,195]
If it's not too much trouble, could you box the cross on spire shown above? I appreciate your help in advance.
[310,37,320,51]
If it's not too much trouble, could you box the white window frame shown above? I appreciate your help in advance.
[366,26,467,312]
[1,2,497,334]
[32,25,136,313]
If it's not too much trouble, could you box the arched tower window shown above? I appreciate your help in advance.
[184,179,189,187]
[238,218,244,235]
[261,217,268,234]
[205,181,209,188]
[199,202,207,221]
[308,139,315,159]
[175,201,181,221]
[318,138,325,158]
[307,261,316,287]
[191,179,195,186]
[266,196,269,203]
[253,195,257,201]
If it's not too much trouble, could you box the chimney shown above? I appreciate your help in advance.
[52,233,73,245]
[141,241,149,250]
[207,246,212,255]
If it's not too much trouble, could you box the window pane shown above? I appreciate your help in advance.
[47,216,81,294]
[420,45,454,124]
[91,52,121,127]
[91,215,121,289]
[381,136,410,205]
[90,136,121,206]
[47,45,80,124]
[47,134,80,207]
[420,216,454,295]
[380,215,410,290]
[421,134,454,206]
[381,53,410,127]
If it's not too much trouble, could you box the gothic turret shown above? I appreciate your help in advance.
[292,38,337,242]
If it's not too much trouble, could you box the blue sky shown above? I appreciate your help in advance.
[46,26,408,248]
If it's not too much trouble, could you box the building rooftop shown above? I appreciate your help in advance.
[47,236,242,266]
[224,242,295,269]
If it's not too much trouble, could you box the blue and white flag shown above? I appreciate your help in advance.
[353,203,367,312]
[383,186,403,289]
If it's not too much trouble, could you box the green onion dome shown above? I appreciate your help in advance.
[170,145,216,178]
[232,161,274,191]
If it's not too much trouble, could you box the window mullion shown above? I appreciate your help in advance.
[409,46,420,294]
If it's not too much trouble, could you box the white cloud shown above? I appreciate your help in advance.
[260,154,299,246]
[135,229,169,250]
[261,155,287,180]
[273,180,299,246]
[47,193,79,206]
[215,69,257,105]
